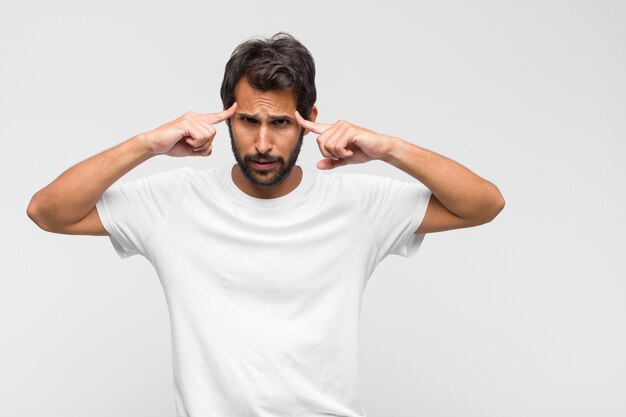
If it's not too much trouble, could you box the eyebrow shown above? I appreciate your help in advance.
[237,112,293,122]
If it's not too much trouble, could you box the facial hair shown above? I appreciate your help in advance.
[228,123,305,186]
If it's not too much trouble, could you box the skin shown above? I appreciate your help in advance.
[27,73,505,236]
[228,77,318,199]
[294,111,506,232]
[227,76,505,231]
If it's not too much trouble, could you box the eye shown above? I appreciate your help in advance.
[242,116,258,124]
[273,119,289,126]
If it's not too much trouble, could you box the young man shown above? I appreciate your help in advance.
[27,32,504,417]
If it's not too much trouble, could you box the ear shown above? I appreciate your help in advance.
[303,105,318,135]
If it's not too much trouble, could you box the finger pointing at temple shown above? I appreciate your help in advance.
[200,102,238,125]
[295,111,332,135]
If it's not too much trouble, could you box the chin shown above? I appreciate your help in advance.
[243,160,289,186]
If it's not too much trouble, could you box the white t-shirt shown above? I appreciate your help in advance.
[95,162,432,417]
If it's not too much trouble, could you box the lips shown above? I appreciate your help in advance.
[251,160,277,169]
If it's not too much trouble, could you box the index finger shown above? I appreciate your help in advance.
[295,111,332,134]
[201,102,238,125]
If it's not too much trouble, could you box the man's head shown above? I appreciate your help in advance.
[220,32,317,186]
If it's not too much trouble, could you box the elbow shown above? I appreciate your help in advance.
[467,187,505,226]
[474,186,505,225]
[487,189,506,222]
[494,197,505,219]
[26,194,40,224]
[27,193,51,231]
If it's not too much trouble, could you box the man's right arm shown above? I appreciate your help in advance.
[27,104,237,236]
[26,135,156,235]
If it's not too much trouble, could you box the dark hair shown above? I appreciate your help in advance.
[220,32,316,121]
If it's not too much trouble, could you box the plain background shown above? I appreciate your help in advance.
[2,0,624,416]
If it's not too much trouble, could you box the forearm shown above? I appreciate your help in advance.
[382,136,505,222]
[28,135,155,227]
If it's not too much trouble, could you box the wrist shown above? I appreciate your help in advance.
[133,133,159,157]
[380,135,406,165]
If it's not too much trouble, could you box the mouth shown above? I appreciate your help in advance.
[250,160,277,169]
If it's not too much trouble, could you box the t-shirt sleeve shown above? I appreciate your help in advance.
[342,172,432,264]
[95,167,188,259]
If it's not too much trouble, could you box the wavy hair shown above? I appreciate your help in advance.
[220,32,317,122]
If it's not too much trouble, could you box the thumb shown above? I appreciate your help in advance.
[316,158,337,170]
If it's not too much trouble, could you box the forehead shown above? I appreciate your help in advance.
[234,77,297,113]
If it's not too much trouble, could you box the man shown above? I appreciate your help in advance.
[27,32,504,417]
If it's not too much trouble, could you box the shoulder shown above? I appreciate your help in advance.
[151,165,224,184]
[317,170,391,193]
[315,169,382,186]
[113,166,192,194]
[132,165,190,183]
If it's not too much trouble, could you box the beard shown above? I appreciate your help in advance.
[228,123,305,186]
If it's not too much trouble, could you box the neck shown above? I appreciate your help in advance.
[231,164,302,199]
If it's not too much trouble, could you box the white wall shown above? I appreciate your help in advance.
[2,0,624,416]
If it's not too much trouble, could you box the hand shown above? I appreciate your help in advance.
[139,103,238,157]
[295,111,394,170]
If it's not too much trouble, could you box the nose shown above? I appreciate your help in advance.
[255,123,272,154]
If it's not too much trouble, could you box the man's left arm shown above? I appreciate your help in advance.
[382,136,505,233]
[294,112,505,234]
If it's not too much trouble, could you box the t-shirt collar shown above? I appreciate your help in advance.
[222,162,315,207]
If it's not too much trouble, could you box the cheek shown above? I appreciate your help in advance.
[273,125,301,140]
[231,123,254,142]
